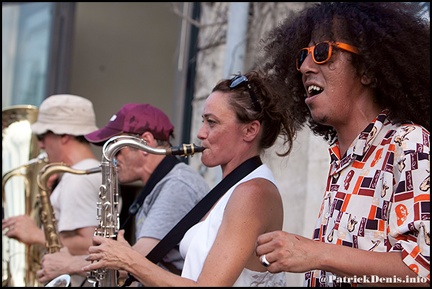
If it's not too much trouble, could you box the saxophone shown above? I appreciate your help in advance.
[87,135,204,287]
[36,162,101,287]
[37,163,102,253]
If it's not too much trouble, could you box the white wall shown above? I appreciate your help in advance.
[70,3,182,152]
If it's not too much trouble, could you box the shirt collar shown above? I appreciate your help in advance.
[328,109,390,170]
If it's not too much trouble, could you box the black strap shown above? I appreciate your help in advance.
[120,155,180,230]
[122,155,262,286]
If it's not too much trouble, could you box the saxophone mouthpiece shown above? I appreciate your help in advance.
[27,152,48,165]
[169,144,205,156]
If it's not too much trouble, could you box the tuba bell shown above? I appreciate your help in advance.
[2,105,47,287]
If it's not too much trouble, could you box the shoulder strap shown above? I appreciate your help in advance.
[120,155,180,230]
[146,155,262,263]
[122,155,262,286]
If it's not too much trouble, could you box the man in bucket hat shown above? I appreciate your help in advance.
[36,103,209,286]
[2,94,102,287]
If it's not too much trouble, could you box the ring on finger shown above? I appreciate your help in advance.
[260,254,270,267]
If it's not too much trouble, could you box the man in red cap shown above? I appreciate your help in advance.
[85,103,176,145]
[36,103,209,285]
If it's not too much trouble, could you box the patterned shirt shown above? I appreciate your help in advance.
[305,111,430,287]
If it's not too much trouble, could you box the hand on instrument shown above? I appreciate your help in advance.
[83,230,133,272]
[37,247,75,284]
[2,214,45,245]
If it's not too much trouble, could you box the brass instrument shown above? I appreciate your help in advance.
[87,135,204,287]
[2,105,46,287]
[37,163,102,253]
[36,162,101,287]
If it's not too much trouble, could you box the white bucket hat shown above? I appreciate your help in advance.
[31,94,98,136]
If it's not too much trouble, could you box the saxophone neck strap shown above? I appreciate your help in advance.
[122,155,262,286]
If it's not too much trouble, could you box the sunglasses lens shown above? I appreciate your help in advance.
[230,75,247,88]
[296,49,309,70]
[36,131,53,141]
[229,75,262,112]
[314,42,330,63]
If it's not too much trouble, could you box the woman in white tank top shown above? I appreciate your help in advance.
[82,71,297,286]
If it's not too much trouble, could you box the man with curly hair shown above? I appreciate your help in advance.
[255,2,430,287]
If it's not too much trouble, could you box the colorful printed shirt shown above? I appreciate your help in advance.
[305,111,430,287]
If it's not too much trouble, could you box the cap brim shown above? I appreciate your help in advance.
[31,122,99,136]
[30,122,50,135]
[84,126,122,146]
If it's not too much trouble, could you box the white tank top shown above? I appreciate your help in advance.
[179,164,287,286]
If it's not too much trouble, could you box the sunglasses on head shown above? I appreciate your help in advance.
[229,75,262,112]
[296,41,359,71]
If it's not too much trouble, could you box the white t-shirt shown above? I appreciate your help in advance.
[50,158,101,232]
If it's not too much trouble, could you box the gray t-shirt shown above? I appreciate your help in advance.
[135,162,209,272]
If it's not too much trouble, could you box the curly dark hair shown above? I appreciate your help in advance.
[212,70,297,157]
[257,2,430,143]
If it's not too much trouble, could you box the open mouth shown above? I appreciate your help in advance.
[307,85,323,97]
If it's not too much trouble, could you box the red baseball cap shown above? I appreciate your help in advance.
[85,103,174,145]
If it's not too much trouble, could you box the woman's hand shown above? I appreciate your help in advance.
[82,230,133,272]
